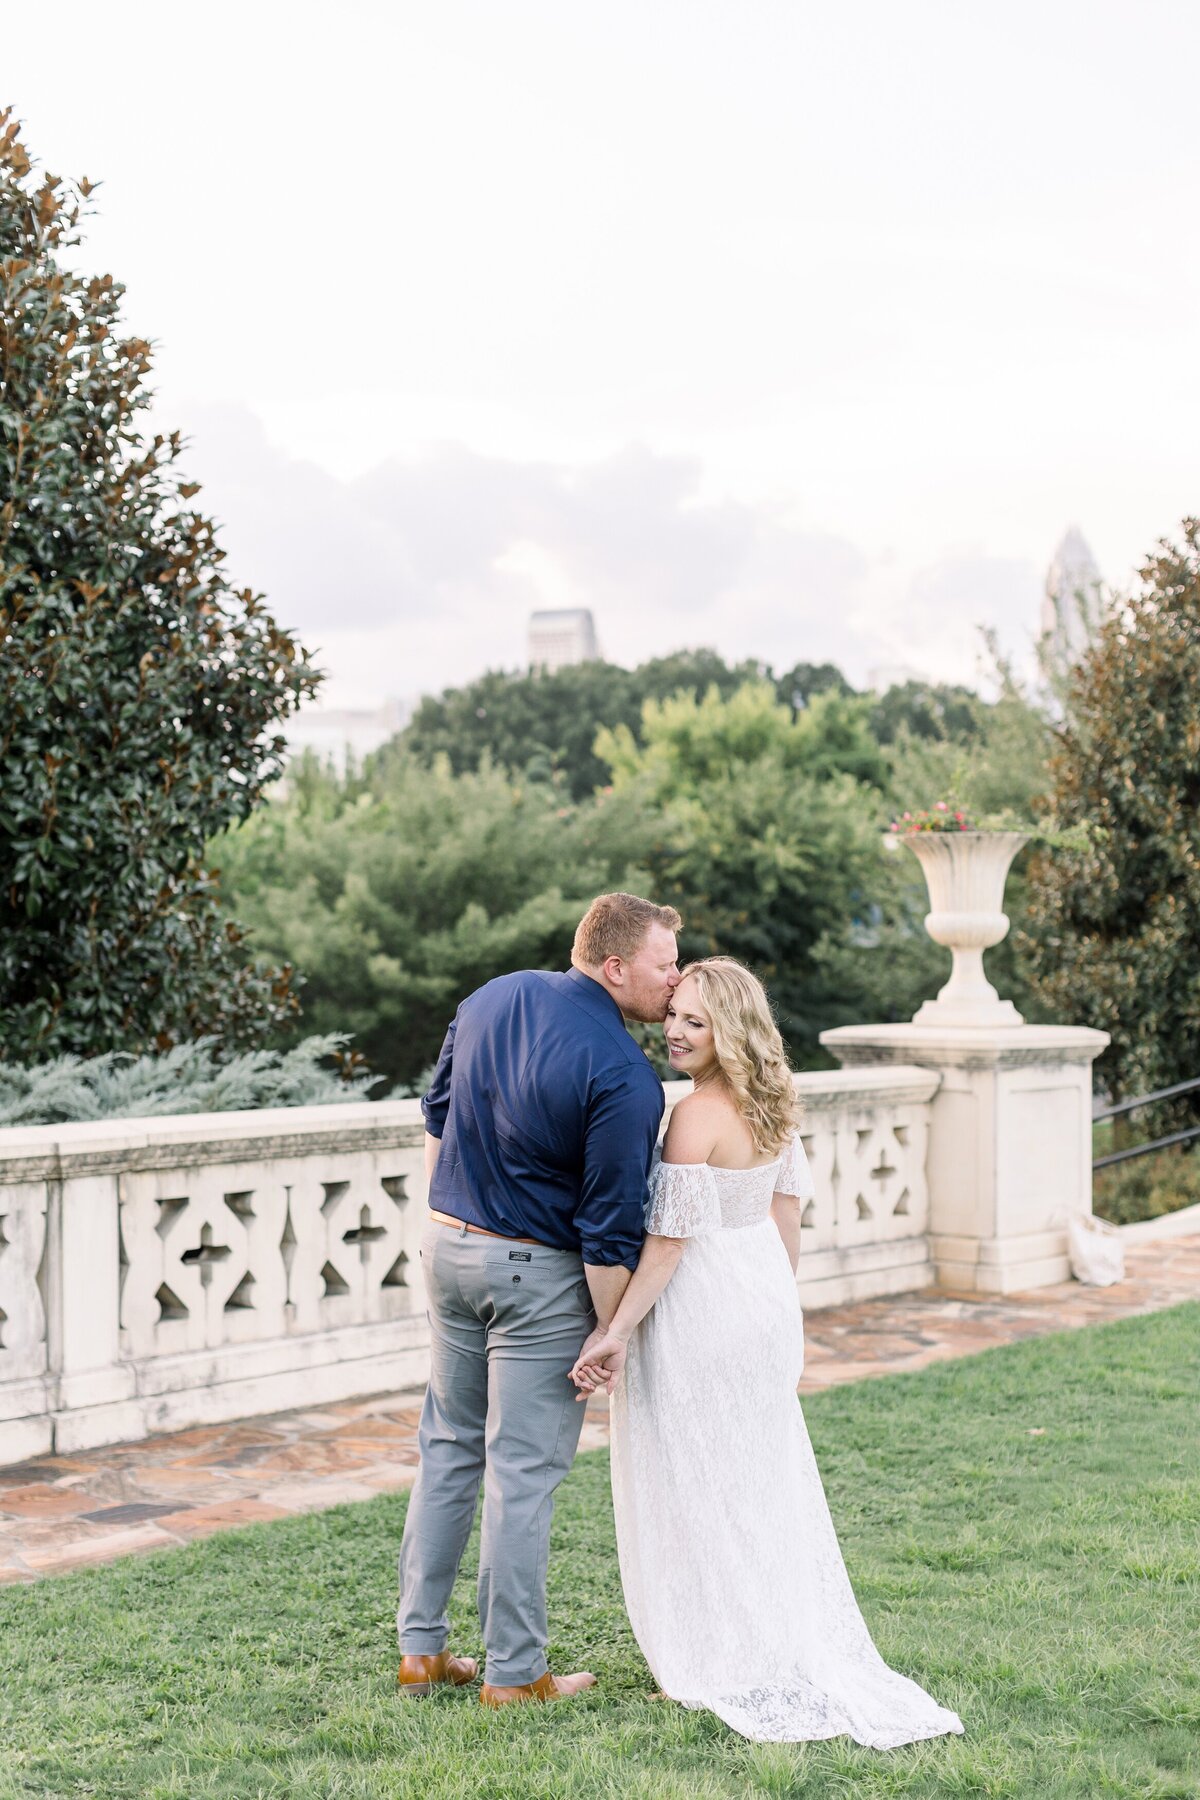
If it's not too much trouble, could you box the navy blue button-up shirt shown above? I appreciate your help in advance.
[421,968,664,1270]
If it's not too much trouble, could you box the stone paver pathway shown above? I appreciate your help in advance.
[2,1234,1195,1585]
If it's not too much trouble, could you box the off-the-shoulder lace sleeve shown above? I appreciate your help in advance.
[774,1131,815,1200]
[645,1161,722,1237]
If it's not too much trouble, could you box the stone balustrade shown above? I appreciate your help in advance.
[0,1104,428,1466]
[0,1066,943,1466]
[784,1066,942,1303]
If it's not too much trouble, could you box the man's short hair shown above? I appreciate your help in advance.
[572,892,682,968]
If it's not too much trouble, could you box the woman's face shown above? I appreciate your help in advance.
[664,976,717,1080]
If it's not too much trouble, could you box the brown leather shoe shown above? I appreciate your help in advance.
[397,1651,479,1696]
[479,1670,596,1707]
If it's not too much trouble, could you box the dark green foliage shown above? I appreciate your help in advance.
[852,665,1056,1031]
[868,679,981,746]
[216,679,895,1086]
[212,752,661,1088]
[880,659,1051,825]
[2,1308,1198,1798]
[396,652,874,805]
[0,114,318,1062]
[1021,521,1200,1106]
[219,669,1056,1085]
[773,658,857,709]
[653,762,886,1058]
[596,682,890,1058]
[393,649,773,800]
[372,648,1053,1071]
[808,848,952,1033]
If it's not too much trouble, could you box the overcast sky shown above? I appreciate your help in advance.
[9,1,1199,706]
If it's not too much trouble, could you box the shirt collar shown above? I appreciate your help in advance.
[565,965,626,1025]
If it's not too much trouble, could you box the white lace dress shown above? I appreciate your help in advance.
[609,1136,964,1747]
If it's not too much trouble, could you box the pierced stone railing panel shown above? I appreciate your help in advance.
[791,1068,940,1306]
[119,1160,291,1359]
[0,1180,48,1387]
[282,1154,416,1335]
[117,1149,420,1362]
[829,1113,930,1246]
[796,1124,838,1253]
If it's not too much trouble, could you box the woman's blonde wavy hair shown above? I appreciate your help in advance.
[677,957,799,1156]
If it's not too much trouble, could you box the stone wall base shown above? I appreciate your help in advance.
[929,1228,1071,1294]
[797,1235,935,1309]
[18,1317,433,1461]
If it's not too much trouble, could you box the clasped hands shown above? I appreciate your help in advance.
[568,1324,630,1401]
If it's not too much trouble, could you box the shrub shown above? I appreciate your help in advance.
[0,111,317,1063]
[0,1035,378,1127]
[1092,1142,1200,1227]
[1022,521,1200,1109]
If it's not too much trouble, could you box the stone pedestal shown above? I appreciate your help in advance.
[820,1023,1110,1294]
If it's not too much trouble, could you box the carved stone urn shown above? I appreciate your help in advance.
[903,830,1029,1027]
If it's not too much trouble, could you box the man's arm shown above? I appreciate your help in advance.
[420,1017,457,1197]
[573,1066,663,1361]
[572,1091,713,1396]
[574,1066,663,1277]
[572,1237,682,1398]
[582,1263,631,1328]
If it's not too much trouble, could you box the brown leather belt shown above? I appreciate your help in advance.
[428,1209,542,1247]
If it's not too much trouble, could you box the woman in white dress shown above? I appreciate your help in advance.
[570,958,963,1748]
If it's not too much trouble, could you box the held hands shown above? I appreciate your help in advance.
[569,1325,629,1400]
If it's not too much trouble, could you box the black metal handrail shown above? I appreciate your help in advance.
[1093,1074,1200,1122]
[1093,1074,1200,1170]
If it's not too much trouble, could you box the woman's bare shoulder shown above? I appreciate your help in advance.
[662,1089,734,1165]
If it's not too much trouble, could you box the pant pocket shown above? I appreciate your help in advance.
[484,1256,590,1342]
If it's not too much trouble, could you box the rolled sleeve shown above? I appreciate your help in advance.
[575,1067,664,1270]
[420,1016,457,1138]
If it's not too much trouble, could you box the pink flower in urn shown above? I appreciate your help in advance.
[891,800,975,835]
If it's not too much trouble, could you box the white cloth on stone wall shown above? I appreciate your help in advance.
[609,1133,964,1747]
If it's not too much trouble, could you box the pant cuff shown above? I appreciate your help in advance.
[484,1655,549,1688]
[399,1632,448,1655]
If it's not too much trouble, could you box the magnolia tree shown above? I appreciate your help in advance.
[0,112,319,1061]
[1021,520,1200,1105]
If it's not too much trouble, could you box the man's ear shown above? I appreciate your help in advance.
[601,953,626,986]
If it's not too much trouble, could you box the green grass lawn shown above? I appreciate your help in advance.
[2,1306,1199,1800]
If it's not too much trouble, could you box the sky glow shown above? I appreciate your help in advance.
[8,1,1199,706]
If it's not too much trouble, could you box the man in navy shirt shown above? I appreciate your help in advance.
[397,892,681,1707]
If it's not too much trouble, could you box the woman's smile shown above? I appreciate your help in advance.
[664,985,713,1071]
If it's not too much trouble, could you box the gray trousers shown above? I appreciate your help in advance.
[397,1220,595,1686]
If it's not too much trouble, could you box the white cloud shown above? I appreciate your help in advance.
[10,0,1196,659]
[175,404,903,704]
[862,552,1044,692]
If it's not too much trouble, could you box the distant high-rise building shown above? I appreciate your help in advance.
[527,608,599,672]
[1041,527,1106,680]
[866,661,924,694]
